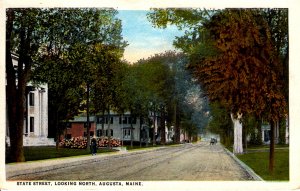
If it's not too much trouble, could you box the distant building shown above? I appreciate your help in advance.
[6,54,55,146]
[65,111,150,144]
[261,118,289,144]
[64,110,181,145]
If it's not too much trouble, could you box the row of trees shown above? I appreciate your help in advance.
[6,8,207,162]
[148,8,288,173]
[126,52,209,146]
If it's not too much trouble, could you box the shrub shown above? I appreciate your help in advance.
[59,136,121,149]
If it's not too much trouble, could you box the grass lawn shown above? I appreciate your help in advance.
[6,143,177,163]
[236,148,289,181]
[5,146,116,163]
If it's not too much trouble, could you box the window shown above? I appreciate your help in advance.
[30,117,34,132]
[123,117,128,124]
[97,129,103,137]
[29,92,34,106]
[123,129,132,139]
[111,129,113,136]
[264,130,270,142]
[129,117,136,124]
[120,116,136,124]
[105,117,113,124]
[97,117,104,124]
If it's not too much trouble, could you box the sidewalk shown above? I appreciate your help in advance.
[223,147,264,181]
[6,146,168,179]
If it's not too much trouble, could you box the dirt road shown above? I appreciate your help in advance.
[8,142,254,181]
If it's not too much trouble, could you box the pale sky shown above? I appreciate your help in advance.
[117,10,184,63]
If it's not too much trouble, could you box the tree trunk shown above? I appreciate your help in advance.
[139,116,142,147]
[86,83,90,150]
[269,119,275,174]
[256,117,263,145]
[130,118,133,148]
[55,110,60,150]
[278,117,286,145]
[244,125,247,153]
[152,111,156,146]
[108,107,111,149]
[174,103,181,144]
[6,9,18,162]
[231,113,243,154]
[160,108,166,145]
[285,115,289,144]
[6,9,28,162]
[121,113,124,147]
[101,109,105,136]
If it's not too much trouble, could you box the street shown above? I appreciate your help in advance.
[7,142,254,181]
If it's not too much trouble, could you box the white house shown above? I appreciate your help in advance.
[95,111,150,144]
[261,117,289,145]
[6,54,55,146]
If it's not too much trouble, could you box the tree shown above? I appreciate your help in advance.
[133,51,207,144]
[33,52,85,149]
[86,43,126,149]
[134,58,172,145]
[192,9,286,154]
[7,8,126,161]
[6,9,46,162]
[208,102,233,147]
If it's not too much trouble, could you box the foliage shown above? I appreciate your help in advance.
[59,137,121,149]
[6,8,126,161]
[208,102,233,146]
[148,7,288,122]
[262,8,288,102]
[133,51,208,143]
[32,8,126,141]
[6,9,48,162]
[190,10,286,119]
[244,115,263,145]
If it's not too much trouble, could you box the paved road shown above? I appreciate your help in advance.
[7,142,254,181]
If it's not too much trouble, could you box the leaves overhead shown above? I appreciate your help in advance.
[149,8,287,121]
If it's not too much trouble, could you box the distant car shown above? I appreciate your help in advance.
[210,138,217,145]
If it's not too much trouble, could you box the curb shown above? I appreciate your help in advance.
[223,147,264,181]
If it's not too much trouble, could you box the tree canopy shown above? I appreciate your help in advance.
[148,8,288,171]
[6,8,127,160]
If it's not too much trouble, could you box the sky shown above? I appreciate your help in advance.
[117,10,184,63]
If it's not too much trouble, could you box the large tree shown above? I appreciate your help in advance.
[85,43,126,149]
[6,8,126,161]
[6,9,46,162]
[194,10,287,170]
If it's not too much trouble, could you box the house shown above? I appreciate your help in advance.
[63,116,97,139]
[96,111,144,143]
[6,54,55,146]
[64,110,183,145]
[261,118,289,144]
